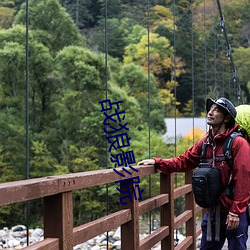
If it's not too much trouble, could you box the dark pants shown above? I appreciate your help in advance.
[200,211,249,250]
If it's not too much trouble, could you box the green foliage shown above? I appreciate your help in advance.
[14,0,85,52]
[115,63,166,132]
[61,0,101,29]
[0,112,26,181]
[234,46,250,102]
[86,17,138,60]
[0,7,15,29]
[30,141,57,177]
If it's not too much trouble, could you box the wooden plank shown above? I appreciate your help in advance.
[140,226,169,250]
[174,210,192,229]
[0,177,59,206]
[44,192,73,250]
[0,165,156,206]
[139,194,169,216]
[174,184,192,199]
[73,209,131,245]
[57,165,157,192]
[121,180,140,250]
[161,173,174,250]
[175,236,193,250]
[22,238,59,250]
[185,171,196,250]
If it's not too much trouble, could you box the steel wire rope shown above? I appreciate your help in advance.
[204,0,207,98]
[25,0,30,245]
[213,0,218,95]
[217,14,226,96]
[228,64,231,100]
[172,0,179,245]
[191,0,195,145]
[76,0,79,27]
[104,0,109,248]
[215,0,242,104]
[172,0,177,184]
[218,31,225,96]
[146,0,152,234]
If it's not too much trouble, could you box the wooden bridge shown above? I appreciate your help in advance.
[0,165,204,250]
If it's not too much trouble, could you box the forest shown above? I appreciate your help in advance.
[0,0,249,228]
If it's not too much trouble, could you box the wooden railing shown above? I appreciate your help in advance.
[0,165,203,250]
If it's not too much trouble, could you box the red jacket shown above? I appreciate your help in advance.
[154,124,250,216]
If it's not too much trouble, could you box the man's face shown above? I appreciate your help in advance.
[207,104,226,127]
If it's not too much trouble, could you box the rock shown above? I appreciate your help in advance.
[11,226,26,232]
[113,227,120,240]
[30,228,43,238]
[92,245,101,250]
[87,238,94,245]
[108,236,116,243]
[107,231,114,237]
[0,230,7,238]
[113,240,121,249]
[0,224,188,249]
[7,239,20,247]
[73,242,87,249]
[15,245,23,249]
[100,240,108,246]
[95,234,106,243]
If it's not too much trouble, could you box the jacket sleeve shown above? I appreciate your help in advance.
[153,140,203,174]
[229,136,250,215]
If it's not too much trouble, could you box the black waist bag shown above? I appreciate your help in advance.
[192,163,221,208]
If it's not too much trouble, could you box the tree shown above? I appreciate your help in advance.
[234,46,250,102]
[124,31,185,88]
[116,62,166,132]
[61,0,101,29]
[14,0,84,52]
[0,25,56,132]
[86,17,139,60]
[0,6,15,29]
[148,5,174,33]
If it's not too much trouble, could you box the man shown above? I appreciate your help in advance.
[138,97,250,250]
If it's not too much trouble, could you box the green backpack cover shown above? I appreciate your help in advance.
[235,105,250,140]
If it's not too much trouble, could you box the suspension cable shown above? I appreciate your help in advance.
[203,0,207,97]
[147,0,152,234]
[213,0,217,94]
[191,0,195,144]
[216,0,242,104]
[25,0,30,245]
[104,0,109,248]
[172,0,179,245]
[173,1,177,158]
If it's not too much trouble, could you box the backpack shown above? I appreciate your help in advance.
[235,105,250,142]
[192,162,221,208]
[192,131,241,208]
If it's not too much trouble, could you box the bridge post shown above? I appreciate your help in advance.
[185,171,197,250]
[161,173,174,250]
[120,180,140,250]
[43,192,73,250]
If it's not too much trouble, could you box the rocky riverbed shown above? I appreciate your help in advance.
[0,225,188,249]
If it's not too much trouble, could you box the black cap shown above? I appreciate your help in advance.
[206,97,237,119]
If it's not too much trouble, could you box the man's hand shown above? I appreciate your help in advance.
[226,213,240,230]
[137,159,155,166]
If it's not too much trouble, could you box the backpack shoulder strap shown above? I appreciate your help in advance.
[223,132,242,169]
[200,141,208,162]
